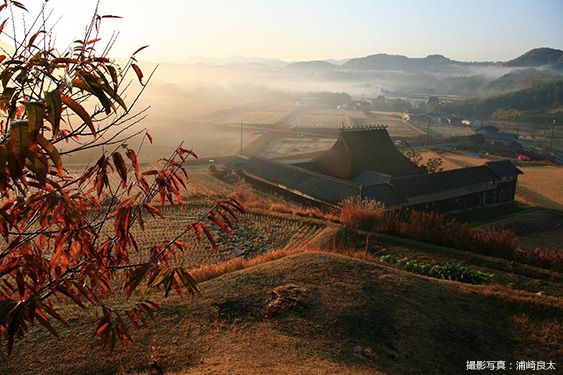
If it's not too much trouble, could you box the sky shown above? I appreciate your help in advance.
[10,0,563,63]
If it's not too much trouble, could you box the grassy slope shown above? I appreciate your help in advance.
[2,253,561,375]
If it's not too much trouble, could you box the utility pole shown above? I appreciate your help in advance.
[549,119,555,154]
[425,119,430,148]
[240,121,243,156]
[516,116,520,138]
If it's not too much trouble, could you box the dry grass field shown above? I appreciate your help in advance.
[194,101,298,125]
[259,136,336,158]
[3,252,561,374]
[288,113,347,129]
[110,204,324,268]
[368,111,424,137]
[11,155,560,374]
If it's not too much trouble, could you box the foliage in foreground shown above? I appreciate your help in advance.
[0,1,242,353]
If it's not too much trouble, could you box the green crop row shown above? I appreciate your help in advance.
[379,254,494,285]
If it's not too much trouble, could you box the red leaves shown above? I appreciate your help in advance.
[178,147,198,159]
[0,19,8,35]
[45,90,62,137]
[123,264,150,298]
[52,57,79,64]
[208,212,231,233]
[10,1,27,11]
[131,63,144,85]
[27,30,45,50]
[15,271,24,297]
[200,223,217,250]
[126,148,140,181]
[85,38,102,45]
[132,45,149,56]
[0,0,250,356]
[94,155,110,196]
[111,151,128,188]
[61,95,96,136]
[36,134,63,176]
[101,15,123,20]
[147,266,198,298]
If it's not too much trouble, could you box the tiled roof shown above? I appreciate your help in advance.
[389,165,500,198]
[225,156,360,204]
[485,160,523,178]
[304,127,426,179]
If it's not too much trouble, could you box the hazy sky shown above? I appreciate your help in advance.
[14,0,563,63]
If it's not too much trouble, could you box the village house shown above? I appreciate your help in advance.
[225,127,522,212]
[475,126,520,151]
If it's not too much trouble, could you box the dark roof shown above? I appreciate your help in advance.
[485,160,523,178]
[389,165,500,199]
[361,184,405,205]
[225,156,360,204]
[303,127,426,179]
[349,170,391,185]
[476,125,499,133]
[483,132,517,141]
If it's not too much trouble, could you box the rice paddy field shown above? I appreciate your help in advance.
[367,111,425,137]
[62,167,327,269]
[259,136,336,158]
[195,101,298,125]
[115,205,324,268]
[285,109,367,129]
[287,113,346,129]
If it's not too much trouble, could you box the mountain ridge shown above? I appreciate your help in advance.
[285,47,563,72]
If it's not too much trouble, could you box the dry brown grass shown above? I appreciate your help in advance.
[3,252,561,374]
[419,150,460,170]
[340,203,521,263]
[518,166,563,206]
[190,245,376,283]
[339,197,385,231]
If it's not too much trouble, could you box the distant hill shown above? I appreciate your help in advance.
[343,53,457,71]
[286,60,338,72]
[441,80,563,119]
[286,48,563,75]
[484,68,562,96]
[431,75,490,96]
[504,48,563,71]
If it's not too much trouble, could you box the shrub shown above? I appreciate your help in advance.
[339,197,385,231]
[516,247,563,272]
[341,205,530,264]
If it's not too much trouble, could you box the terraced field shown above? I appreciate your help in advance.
[117,205,324,268]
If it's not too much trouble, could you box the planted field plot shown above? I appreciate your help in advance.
[479,208,563,249]
[196,101,298,125]
[425,124,474,138]
[260,136,336,158]
[368,111,423,137]
[288,113,346,129]
[116,205,324,268]
[285,108,368,129]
